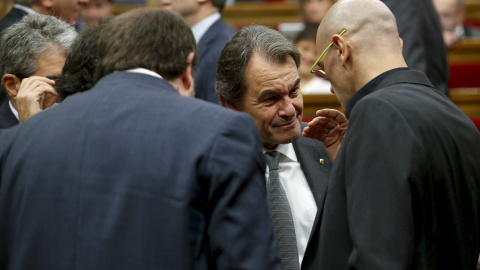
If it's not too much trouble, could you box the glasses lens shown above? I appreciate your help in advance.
[313,70,327,79]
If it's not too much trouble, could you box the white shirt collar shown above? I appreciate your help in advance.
[124,68,163,79]
[264,143,298,163]
[13,4,37,14]
[191,12,221,43]
[455,24,465,38]
[9,100,19,121]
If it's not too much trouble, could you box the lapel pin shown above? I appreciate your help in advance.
[319,159,324,165]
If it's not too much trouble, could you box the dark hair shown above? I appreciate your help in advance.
[294,24,318,44]
[212,0,226,12]
[94,8,198,83]
[55,17,112,101]
[215,25,300,106]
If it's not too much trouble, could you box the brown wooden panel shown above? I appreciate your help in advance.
[448,38,480,63]
[0,0,13,20]
[222,2,301,28]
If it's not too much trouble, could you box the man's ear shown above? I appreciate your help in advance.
[332,35,350,67]
[219,95,239,110]
[2,74,21,99]
[181,52,195,91]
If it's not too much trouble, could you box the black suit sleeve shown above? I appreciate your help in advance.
[204,112,282,270]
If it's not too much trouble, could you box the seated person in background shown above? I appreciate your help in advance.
[76,0,114,31]
[294,26,331,94]
[0,14,77,129]
[433,0,480,48]
[279,0,335,40]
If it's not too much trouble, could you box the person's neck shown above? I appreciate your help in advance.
[185,6,218,27]
[353,55,407,92]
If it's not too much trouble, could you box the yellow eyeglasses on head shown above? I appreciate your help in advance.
[309,29,347,79]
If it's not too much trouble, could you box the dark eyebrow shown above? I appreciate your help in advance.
[292,78,301,90]
[258,90,279,101]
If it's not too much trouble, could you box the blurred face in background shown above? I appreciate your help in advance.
[50,0,89,25]
[295,38,317,77]
[79,0,114,27]
[161,0,199,19]
[433,0,463,32]
[302,0,334,25]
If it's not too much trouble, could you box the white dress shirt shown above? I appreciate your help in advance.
[9,101,19,121]
[13,4,37,14]
[264,143,317,265]
[191,12,221,44]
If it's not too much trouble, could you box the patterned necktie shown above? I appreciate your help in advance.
[264,151,300,270]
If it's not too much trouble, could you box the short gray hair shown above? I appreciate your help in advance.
[215,25,300,106]
[0,14,77,79]
[13,0,36,7]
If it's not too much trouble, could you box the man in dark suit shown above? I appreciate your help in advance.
[162,0,235,104]
[304,0,480,268]
[216,25,333,270]
[381,0,449,97]
[0,0,89,105]
[0,14,77,129]
[0,8,282,270]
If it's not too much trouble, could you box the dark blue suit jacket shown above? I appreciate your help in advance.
[0,7,28,105]
[0,72,282,270]
[0,100,18,129]
[194,18,235,104]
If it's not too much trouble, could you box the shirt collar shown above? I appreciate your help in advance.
[13,4,37,14]
[455,24,465,38]
[191,12,221,43]
[263,143,298,163]
[124,68,163,80]
[9,100,19,121]
[345,67,409,117]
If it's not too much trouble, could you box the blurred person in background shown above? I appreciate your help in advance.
[0,14,77,128]
[0,0,88,105]
[294,26,331,94]
[76,0,114,31]
[433,0,480,48]
[381,0,449,97]
[279,0,334,40]
[162,0,235,104]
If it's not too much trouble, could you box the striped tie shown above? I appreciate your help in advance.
[265,151,300,270]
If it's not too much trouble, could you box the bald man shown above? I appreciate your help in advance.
[303,0,480,269]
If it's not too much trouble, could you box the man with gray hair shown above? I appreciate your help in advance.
[0,14,77,129]
[0,0,88,104]
[216,25,333,270]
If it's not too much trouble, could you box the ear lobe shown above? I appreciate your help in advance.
[181,52,196,90]
[2,74,21,99]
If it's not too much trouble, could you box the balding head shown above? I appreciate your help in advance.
[314,0,407,107]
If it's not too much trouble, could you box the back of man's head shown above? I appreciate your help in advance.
[56,17,111,101]
[94,8,198,83]
[0,14,77,80]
